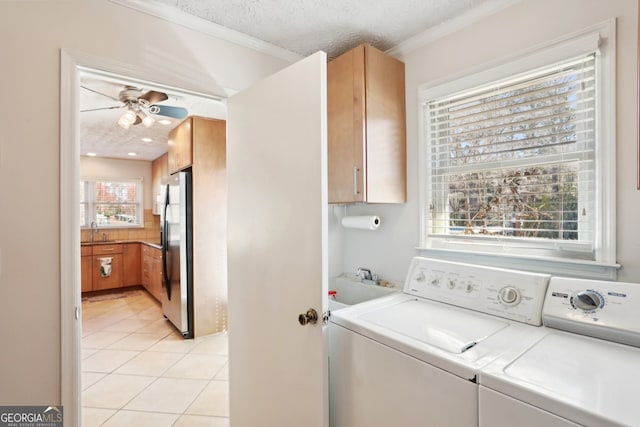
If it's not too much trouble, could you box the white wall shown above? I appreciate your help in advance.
[80,156,153,210]
[0,0,290,405]
[337,0,640,284]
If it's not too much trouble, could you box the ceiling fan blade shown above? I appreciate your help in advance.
[80,86,120,102]
[139,90,168,105]
[148,105,188,119]
[80,105,123,112]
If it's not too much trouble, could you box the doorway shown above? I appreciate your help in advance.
[60,50,229,425]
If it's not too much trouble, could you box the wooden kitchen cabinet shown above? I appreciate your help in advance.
[141,244,162,301]
[190,117,227,336]
[167,117,194,174]
[92,244,124,291]
[149,256,162,302]
[328,43,406,204]
[141,250,151,291]
[122,243,141,286]
[81,245,93,292]
[152,153,169,215]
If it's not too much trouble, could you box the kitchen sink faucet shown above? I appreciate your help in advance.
[90,221,98,243]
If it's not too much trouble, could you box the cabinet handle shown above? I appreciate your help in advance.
[353,166,360,195]
[101,248,115,252]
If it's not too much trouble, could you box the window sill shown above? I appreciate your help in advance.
[416,247,620,281]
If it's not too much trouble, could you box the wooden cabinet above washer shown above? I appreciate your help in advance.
[328,44,406,204]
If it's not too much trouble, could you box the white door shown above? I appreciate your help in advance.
[227,52,329,427]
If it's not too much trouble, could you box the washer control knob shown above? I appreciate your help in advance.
[571,291,603,311]
[499,286,521,306]
[415,272,425,282]
[447,279,456,290]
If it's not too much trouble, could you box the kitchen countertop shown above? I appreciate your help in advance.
[81,239,161,249]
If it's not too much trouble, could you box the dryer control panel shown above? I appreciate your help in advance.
[405,257,550,326]
[543,277,640,347]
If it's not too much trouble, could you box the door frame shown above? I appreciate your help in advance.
[60,49,227,426]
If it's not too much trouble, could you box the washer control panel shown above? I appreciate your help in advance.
[405,257,550,326]
[543,277,640,347]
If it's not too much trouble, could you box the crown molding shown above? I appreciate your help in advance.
[387,0,522,58]
[109,0,304,63]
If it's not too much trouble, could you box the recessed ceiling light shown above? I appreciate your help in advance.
[141,137,152,142]
[87,152,97,157]
[128,152,137,157]
[159,119,172,125]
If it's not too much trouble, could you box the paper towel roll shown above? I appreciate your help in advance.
[341,215,381,230]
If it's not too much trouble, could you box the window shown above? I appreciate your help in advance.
[419,24,616,278]
[80,179,143,228]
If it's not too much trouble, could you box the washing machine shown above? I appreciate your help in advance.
[480,276,640,427]
[329,257,550,427]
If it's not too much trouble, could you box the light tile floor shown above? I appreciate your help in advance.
[81,289,229,427]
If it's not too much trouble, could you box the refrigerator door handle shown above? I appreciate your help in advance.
[162,184,172,300]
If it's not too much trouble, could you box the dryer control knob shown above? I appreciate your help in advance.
[571,290,603,311]
[499,286,521,306]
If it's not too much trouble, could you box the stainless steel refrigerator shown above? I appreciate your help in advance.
[161,170,194,338]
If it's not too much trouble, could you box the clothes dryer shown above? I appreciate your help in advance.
[480,277,640,427]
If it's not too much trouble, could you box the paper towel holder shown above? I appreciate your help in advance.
[335,206,382,230]
[341,214,381,230]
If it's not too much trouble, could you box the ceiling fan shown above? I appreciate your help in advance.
[81,85,188,129]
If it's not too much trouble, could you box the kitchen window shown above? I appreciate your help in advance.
[419,22,617,279]
[80,179,143,228]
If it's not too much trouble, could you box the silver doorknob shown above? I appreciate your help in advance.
[298,308,318,325]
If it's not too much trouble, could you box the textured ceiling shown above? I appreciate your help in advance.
[82,0,508,161]
[152,0,489,59]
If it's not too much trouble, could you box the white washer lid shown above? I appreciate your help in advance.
[360,299,509,354]
[331,292,537,380]
[481,330,640,426]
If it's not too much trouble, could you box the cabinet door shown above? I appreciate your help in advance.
[141,253,151,291]
[168,117,193,174]
[150,257,162,301]
[152,153,169,215]
[81,256,93,292]
[122,243,141,286]
[328,45,366,203]
[363,45,406,203]
[92,254,123,290]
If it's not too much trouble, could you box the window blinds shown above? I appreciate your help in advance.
[81,179,142,227]
[425,53,596,249]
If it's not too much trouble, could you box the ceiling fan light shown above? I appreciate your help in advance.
[117,108,136,129]
[117,114,131,129]
[123,109,137,123]
[141,113,155,128]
